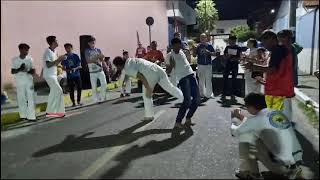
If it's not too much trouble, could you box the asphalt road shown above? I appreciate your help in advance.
[1,93,319,179]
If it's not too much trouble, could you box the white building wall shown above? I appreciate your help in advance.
[214,19,248,34]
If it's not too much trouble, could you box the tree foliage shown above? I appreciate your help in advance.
[195,0,219,33]
[230,25,260,42]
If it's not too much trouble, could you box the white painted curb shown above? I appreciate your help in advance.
[294,88,319,116]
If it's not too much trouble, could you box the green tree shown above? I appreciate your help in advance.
[230,25,260,42]
[195,0,219,33]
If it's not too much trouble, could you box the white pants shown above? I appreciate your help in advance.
[197,65,213,98]
[283,98,293,121]
[169,69,178,87]
[244,71,261,95]
[16,77,36,120]
[121,78,132,94]
[142,70,183,118]
[44,76,65,114]
[89,71,107,103]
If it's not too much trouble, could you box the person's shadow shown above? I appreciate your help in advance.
[100,127,194,179]
[32,120,173,158]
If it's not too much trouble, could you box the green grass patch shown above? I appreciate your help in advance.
[297,100,319,130]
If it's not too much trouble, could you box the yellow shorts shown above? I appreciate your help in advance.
[265,95,285,111]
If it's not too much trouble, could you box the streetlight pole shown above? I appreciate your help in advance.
[205,0,207,32]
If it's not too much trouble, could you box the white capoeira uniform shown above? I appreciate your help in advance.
[119,70,132,94]
[11,56,36,120]
[43,48,65,115]
[123,58,183,118]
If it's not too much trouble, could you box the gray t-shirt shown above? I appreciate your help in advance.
[85,48,103,73]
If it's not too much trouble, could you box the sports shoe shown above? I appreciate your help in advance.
[143,117,154,121]
[174,122,184,129]
[120,94,124,98]
[235,169,262,179]
[287,166,303,179]
[125,93,130,97]
[185,118,195,126]
[231,96,237,102]
[27,119,37,122]
[46,113,65,118]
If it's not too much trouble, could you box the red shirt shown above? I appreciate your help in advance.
[265,45,295,97]
[143,50,164,63]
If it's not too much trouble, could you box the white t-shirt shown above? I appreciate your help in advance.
[124,58,164,85]
[11,56,34,81]
[230,108,302,165]
[165,50,194,82]
[43,48,58,77]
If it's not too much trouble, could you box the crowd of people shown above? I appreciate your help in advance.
[9,28,309,179]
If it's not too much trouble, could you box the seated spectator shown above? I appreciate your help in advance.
[143,41,164,65]
[102,57,113,83]
[231,93,304,179]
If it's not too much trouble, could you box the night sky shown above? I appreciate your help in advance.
[186,0,281,20]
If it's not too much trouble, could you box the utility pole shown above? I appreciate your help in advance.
[205,0,207,32]
[289,0,297,30]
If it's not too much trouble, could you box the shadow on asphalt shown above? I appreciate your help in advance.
[100,127,194,179]
[32,120,172,158]
[135,96,178,109]
[296,85,317,89]
[295,130,319,179]
[112,96,143,105]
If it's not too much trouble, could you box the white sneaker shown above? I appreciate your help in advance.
[143,117,154,121]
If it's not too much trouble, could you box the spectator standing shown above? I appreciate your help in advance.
[277,29,303,87]
[61,43,82,107]
[222,35,242,102]
[242,39,259,94]
[244,30,295,121]
[11,43,36,121]
[85,36,108,103]
[193,33,216,99]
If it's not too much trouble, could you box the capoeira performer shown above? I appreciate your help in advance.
[120,51,132,97]
[43,36,66,118]
[113,56,184,121]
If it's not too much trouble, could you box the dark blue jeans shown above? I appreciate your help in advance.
[222,61,239,96]
[176,74,201,123]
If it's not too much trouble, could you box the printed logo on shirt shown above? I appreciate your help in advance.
[68,59,75,67]
[268,111,291,129]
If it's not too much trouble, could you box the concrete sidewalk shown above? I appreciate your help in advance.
[1,80,138,126]
[295,75,319,115]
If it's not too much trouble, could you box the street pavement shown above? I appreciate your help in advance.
[1,92,319,179]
